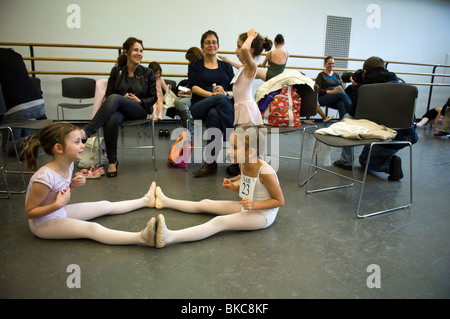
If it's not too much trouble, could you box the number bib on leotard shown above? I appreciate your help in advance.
[239,175,257,201]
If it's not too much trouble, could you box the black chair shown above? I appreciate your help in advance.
[57,77,96,121]
[0,119,54,194]
[305,83,418,218]
[164,79,178,95]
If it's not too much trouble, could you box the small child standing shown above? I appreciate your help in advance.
[232,28,271,127]
[23,122,157,246]
[149,125,284,248]
[149,61,171,122]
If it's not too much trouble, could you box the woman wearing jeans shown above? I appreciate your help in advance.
[188,30,235,178]
[81,37,157,177]
[315,56,351,119]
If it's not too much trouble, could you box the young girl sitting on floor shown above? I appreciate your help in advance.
[24,122,157,246]
[149,125,284,248]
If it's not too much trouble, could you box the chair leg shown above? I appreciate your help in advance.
[297,125,318,187]
[1,127,27,194]
[305,141,354,194]
[0,157,11,199]
[356,142,413,218]
[151,120,157,171]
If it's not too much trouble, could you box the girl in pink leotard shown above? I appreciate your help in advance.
[23,122,157,247]
[232,28,272,127]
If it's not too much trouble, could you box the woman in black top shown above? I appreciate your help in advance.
[82,37,157,177]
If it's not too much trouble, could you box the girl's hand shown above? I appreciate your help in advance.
[247,28,258,39]
[240,197,253,211]
[56,187,71,208]
[70,175,86,188]
[222,178,233,190]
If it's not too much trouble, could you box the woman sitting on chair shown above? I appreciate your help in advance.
[315,56,351,120]
[81,37,157,177]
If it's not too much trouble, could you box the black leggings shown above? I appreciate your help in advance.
[83,94,147,163]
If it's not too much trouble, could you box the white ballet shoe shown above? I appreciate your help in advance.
[145,182,156,207]
[140,217,156,247]
[155,214,166,248]
[155,186,163,210]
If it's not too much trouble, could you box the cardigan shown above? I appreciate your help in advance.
[315,71,343,96]
[188,58,234,106]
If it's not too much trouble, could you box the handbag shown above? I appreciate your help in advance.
[164,88,177,109]
[261,85,302,127]
[78,136,105,168]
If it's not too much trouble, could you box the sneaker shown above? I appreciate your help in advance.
[388,155,403,181]
[333,160,352,170]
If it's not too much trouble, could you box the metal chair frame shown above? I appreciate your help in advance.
[305,83,418,218]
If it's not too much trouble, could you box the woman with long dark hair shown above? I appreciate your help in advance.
[82,37,157,177]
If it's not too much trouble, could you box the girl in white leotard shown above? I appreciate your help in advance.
[24,122,158,246]
[150,125,284,248]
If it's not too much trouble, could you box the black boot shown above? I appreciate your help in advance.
[388,155,403,181]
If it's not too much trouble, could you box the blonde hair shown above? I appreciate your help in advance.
[23,122,79,171]
[232,125,267,163]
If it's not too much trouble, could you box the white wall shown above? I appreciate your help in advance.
[1,0,449,120]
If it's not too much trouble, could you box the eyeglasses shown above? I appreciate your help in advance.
[204,40,218,46]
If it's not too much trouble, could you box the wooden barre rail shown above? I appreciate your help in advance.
[2,42,449,110]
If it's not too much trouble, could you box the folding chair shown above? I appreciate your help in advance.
[57,77,96,121]
[305,83,418,218]
[0,119,54,193]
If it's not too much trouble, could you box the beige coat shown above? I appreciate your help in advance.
[316,118,397,140]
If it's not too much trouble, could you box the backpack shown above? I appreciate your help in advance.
[261,85,302,127]
[167,131,193,168]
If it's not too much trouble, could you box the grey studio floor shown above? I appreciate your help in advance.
[0,120,449,300]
